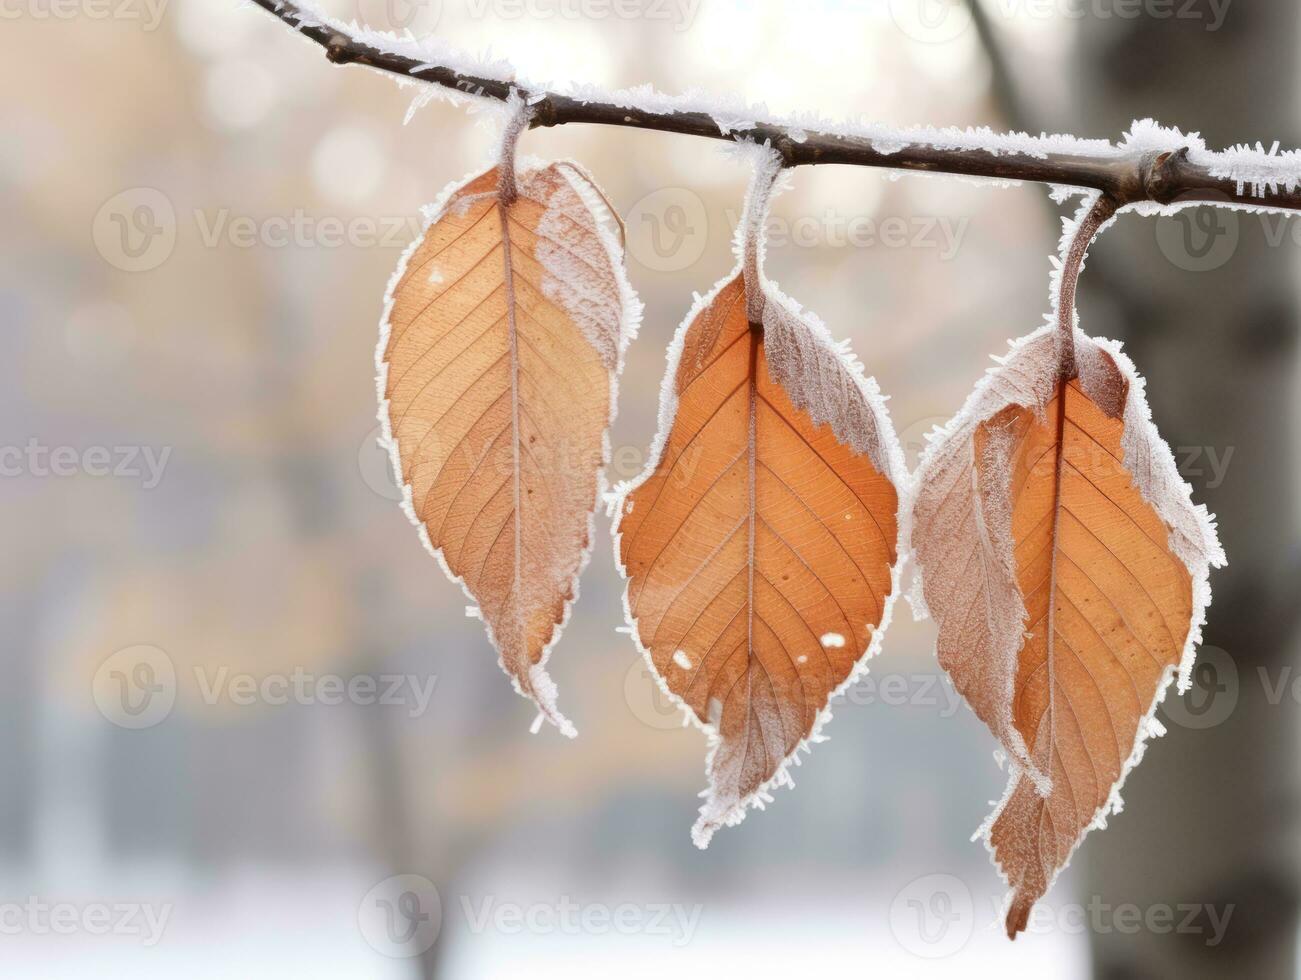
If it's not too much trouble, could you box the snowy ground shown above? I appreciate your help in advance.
[0,864,1087,979]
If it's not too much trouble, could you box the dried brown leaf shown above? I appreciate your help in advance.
[380,162,637,736]
[616,270,903,845]
[911,326,1224,936]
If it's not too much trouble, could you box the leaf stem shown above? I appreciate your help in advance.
[740,150,785,325]
[497,97,531,206]
[1056,194,1118,377]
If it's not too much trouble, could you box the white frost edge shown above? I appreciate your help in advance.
[374,129,642,740]
[608,142,908,848]
[899,194,1115,786]
[974,323,1225,919]
[904,186,1226,916]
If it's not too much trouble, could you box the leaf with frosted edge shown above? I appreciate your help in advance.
[379,156,640,737]
[614,152,905,846]
[909,195,1225,937]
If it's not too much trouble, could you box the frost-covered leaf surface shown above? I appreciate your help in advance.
[379,160,637,737]
[615,154,904,845]
[911,324,1224,937]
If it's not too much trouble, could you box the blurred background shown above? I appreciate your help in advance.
[2,0,1298,976]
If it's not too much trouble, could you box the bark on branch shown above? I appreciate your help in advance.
[252,0,1301,214]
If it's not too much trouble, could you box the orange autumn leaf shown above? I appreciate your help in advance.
[911,326,1224,937]
[380,161,638,736]
[615,269,903,846]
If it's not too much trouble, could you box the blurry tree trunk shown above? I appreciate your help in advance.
[1071,8,1301,978]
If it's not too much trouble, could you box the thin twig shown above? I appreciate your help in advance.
[252,0,1301,213]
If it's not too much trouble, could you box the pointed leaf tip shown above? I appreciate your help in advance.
[911,326,1222,936]
[382,161,636,733]
[617,272,903,843]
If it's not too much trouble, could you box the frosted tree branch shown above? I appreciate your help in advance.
[252,0,1301,214]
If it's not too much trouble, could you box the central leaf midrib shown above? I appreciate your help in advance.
[741,321,761,766]
[1042,375,1072,775]
[497,195,525,654]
